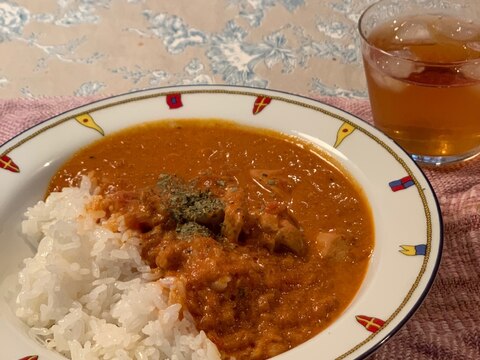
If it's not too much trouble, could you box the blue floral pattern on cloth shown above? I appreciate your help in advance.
[0,0,30,42]
[0,0,377,98]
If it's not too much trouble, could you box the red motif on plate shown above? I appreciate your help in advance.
[253,96,271,115]
[389,175,414,192]
[19,356,39,360]
[166,93,183,109]
[0,154,20,173]
[356,315,385,333]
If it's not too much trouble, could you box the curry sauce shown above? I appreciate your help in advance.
[48,120,374,360]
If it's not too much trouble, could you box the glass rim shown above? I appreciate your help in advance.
[357,0,480,67]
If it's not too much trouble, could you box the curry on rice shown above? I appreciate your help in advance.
[48,119,374,360]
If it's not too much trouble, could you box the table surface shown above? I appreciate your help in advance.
[1,0,375,99]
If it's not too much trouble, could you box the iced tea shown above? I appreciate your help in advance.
[361,12,480,164]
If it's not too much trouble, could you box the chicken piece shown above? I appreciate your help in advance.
[253,205,305,256]
[221,186,246,243]
[258,212,279,232]
[98,189,170,233]
[155,241,185,271]
[211,275,232,292]
[274,219,306,256]
[314,232,352,261]
[253,212,279,252]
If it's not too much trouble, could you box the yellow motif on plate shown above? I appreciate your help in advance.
[334,122,355,148]
[75,113,104,136]
[399,244,426,256]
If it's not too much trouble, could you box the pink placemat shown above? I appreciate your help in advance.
[1,96,479,359]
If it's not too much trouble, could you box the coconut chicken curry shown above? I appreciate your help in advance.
[49,120,374,360]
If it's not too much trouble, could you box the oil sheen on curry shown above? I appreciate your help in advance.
[49,119,374,360]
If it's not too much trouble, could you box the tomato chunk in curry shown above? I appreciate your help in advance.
[49,120,374,360]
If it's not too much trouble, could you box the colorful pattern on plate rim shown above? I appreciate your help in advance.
[356,315,386,333]
[253,96,272,114]
[0,154,19,173]
[166,93,183,109]
[75,113,104,136]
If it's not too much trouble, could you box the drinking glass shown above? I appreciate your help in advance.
[359,0,480,165]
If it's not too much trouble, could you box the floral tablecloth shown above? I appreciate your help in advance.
[1,0,375,98]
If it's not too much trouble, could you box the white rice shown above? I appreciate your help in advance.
[15,177,221,360]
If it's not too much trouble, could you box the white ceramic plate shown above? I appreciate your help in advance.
[0,85,442,360]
